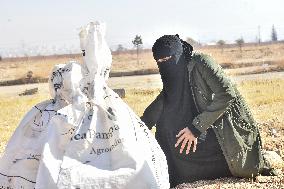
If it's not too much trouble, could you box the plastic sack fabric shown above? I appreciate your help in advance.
[0,63,72,188]
[0,22,169,189]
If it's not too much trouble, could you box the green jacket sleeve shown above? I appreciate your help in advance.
[140,91,164,130]
[192,55,236,133]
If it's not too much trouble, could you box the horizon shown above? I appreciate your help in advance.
[1,0,284,57]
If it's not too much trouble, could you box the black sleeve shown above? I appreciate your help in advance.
[140,92,164,130]
[188,126,202,138]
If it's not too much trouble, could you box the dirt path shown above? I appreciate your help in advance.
[0,71,283,97]
[231,71,284,83]
[108,71,284,89]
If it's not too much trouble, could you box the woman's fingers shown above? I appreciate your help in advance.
[180,137,188,154]
[176,128,185,138]
[175,134,186,148]
[175,128,198,154]
[186,140,193,154]
[193,138,197,152]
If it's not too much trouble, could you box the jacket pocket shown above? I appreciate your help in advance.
[191,85,212,112]
[192,85,210,102]
[230,102,255,132]
[225,111,255,149]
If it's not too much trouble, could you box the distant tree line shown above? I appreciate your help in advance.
[114,24,279,61]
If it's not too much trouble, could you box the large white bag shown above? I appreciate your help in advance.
[35,21,169,189]
[0,21,169,189]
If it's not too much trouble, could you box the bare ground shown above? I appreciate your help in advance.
[0,72,283,189]
[1,71,282,96]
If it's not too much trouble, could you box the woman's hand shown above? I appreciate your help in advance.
[175,127,197,155]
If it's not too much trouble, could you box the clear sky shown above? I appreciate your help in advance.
[0,0,284,56]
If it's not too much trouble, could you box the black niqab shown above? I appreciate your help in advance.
[151,35,231,187]
[152,35,195,134]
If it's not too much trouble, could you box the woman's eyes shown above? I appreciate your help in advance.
[157,56,173,63]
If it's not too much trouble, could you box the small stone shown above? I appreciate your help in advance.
[263,150,284,169]
[255,175,280,183]
[269,128,279,137]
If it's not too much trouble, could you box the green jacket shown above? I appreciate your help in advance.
[142,52,265,178]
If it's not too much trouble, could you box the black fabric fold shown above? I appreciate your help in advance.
[187,125,202,138]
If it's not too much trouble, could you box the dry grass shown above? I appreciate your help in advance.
[0,57,80,82]
[238,79,284,160]
[0,94,49,152]
[1,43,284,84]
[201,43,284,65]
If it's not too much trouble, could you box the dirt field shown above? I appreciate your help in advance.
[1,43,284,84]
[0,71,283,188]
[0,43,284,188]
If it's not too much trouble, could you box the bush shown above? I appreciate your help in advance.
[27,71,33,79]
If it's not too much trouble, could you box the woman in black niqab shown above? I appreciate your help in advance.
[151,35,231,187]
[153,35,195,136]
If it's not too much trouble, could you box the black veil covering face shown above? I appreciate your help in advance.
[152,35,198,135]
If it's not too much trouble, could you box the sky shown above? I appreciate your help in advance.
[0,0,284,57]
